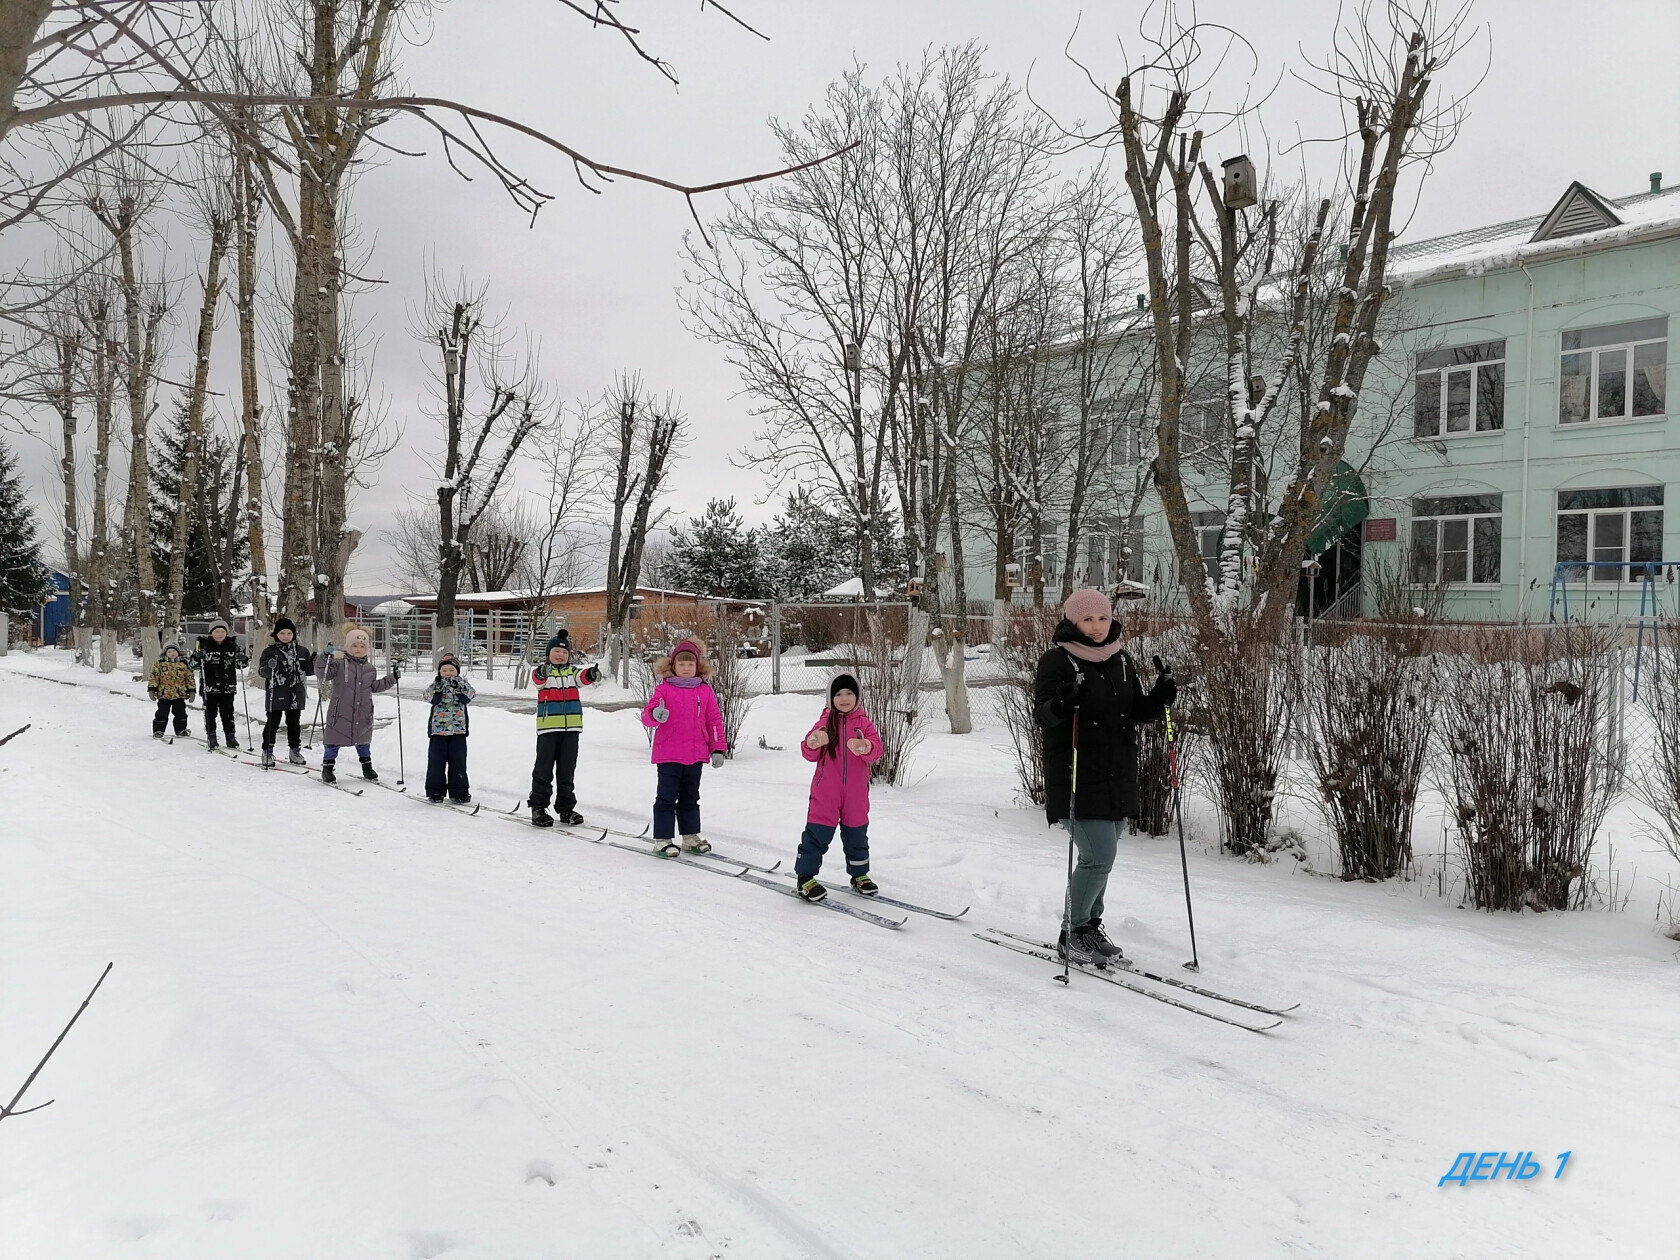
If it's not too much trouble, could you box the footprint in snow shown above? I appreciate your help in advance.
[407,1231,453,1259]
[525,1159,556,1186]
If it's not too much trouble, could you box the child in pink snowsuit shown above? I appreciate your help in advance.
[640,638,728,858]
[793,673,884,903]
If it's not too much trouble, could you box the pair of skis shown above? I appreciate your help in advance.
[234,753,364,796]
[974,928,1296,1034]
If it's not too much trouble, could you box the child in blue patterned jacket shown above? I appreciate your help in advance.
[423,652,476,803]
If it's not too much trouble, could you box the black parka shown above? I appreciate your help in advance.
[191,634,249,695]
[258,640,316,712]
[1033,619,1174,824]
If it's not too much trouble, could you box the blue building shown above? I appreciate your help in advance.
[27,567,71,646]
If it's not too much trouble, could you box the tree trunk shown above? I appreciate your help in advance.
[51,330,84,661]
[166,208,231,629]
[87,298,115,672]
[108,194,161,670]
[0,1,51,140]
[234,140,270,674]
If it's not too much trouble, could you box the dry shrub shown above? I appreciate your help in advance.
[705,610,756,756]
[1197,627,1295,858]
[1633,621,1680,865]
[1127,620,1195,835]
[997,607,1061,806]
[1295,623,1439,880]
[853,610,923,786]
[1436,623,1621,911]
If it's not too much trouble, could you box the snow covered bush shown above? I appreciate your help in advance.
[1436,624,1621,912]
[853,610,923,786]
[1196,628,1295,858]
[1294,623,1439,880]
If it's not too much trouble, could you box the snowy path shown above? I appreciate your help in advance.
[2,655,1677,1258]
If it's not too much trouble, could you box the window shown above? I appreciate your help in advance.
[1559,317,1667,424]
[1414,341,1505,437]
[1556,485,1664,582]
[1081,531,1110,587]
[1410,494,1503,585]
[1092,395,1148,469]
[1014,531,1059,585]
[1191,510,1225,574]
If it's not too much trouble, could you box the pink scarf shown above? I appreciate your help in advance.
[1060,637,1127,664]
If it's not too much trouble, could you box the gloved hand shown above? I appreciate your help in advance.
[1152,654,1173,680]
[651,702,669,724]
[582,665,601,685]
[390,664,401,680]
[187,691,196,703]
[148,687,158,701]
[1153,674,1178,709]
[710,751,725,769]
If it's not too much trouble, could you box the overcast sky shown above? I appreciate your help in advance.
[12,0,1680,593]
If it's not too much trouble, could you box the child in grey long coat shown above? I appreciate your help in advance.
[319,624,398,783]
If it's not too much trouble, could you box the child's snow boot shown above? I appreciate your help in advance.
[206,733,218,751]
[360,758,378,781]
[260,747,275,768]
[530,805,554,827]
[558,809,585,826]
[427,794,444,804]
[655,840,681,858]
[681,834,712,854]
[797,877,828,903]
[320,761,337,784]
[287,747,306,766]
[152,729,165,740]
[850,873,880,897]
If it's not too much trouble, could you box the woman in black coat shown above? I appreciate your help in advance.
[1033,588,1176,966]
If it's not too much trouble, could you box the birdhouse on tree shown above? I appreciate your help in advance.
[1221,155,1257,209]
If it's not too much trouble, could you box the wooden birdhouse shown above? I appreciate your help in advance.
[1221,155,1257,210]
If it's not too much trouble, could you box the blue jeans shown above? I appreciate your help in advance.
[1065,818,1120,929]
[322,743,371,763]
[653,762,703,840]
[796,822,870,880]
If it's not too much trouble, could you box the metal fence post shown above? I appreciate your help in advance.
[770,602,781,694]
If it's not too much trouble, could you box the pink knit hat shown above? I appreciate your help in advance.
[671,638,703,662]
[1063,588,1113,623]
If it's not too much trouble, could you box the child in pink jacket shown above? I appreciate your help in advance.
[794,673,884,902]
[640,638,729,857]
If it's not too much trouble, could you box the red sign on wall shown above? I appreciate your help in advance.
[1363,517,1398,542]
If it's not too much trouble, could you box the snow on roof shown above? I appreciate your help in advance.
[1390,182,1680,284]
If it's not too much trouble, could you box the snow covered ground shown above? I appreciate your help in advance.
[2,649,1677,1259]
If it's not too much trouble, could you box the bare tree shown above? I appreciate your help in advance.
[416,278,545,657]
[518,402,602,606]
[80,278,117,670]
[86,171,169,668]
[602,374,682,675]
[1092,1,1474,643]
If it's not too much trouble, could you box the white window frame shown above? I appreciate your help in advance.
[1559,318,1668,426]
[1414,341,1506,439]
[1555,486,1665,583]
[1409,495,1503,587]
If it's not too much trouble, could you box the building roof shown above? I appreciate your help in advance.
[1390,181,1680,284]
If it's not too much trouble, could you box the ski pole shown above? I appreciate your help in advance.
[306,678,324,750]
[1056,712,1079,987]
[392,648,406,786]
[1166,706,1201,973]
[240,669,255,751]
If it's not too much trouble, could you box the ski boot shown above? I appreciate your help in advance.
[558,809,585,827]
[321,761,337,784]
[796,877,828,903]
[152,729,165,740]
[260,747,275,768]
[427,794,444,804]
[530,805,554,828]
[360,758,378,781]
[453,794,473,805]
[681,834,712,854]
[655,840,681,858]
[287,747,306,766]
[1056,926,1098,968]
[1082,918,1126,964]
[850,874,880,897]
[206,734,219,751]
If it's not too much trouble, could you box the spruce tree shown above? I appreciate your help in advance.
[149,397,249,619]
[665,498,769,599]
[761,488,909,598]
[0,437,55,614]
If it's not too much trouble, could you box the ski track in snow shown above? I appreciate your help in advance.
[2,654,1678,1259]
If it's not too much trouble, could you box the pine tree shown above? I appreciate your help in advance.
[149,396,249,619]
[665,498,769,599]
[0,437,55,614]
